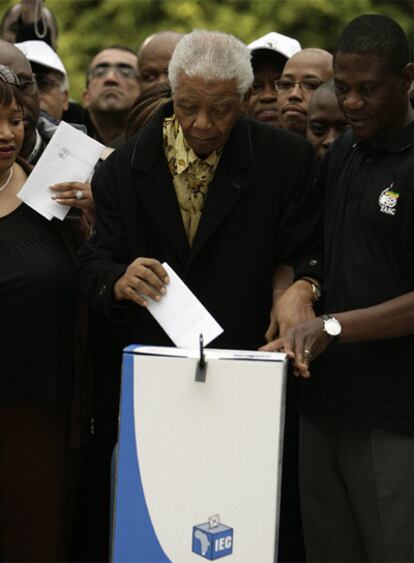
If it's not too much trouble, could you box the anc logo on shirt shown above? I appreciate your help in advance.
[378,183,399,216]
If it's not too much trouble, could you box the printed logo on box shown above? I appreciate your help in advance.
[192,514,233,560]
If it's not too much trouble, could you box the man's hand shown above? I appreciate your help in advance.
[264,289,286,342]
[113,258,169,307]
[51,181,95,227]
[264,279,317,342]
[262,317,330,378]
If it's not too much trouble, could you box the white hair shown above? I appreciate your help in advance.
[168,30,253,97]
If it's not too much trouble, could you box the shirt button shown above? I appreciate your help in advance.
[308,259,318,266]
[99,284,107,296]
[366,157,373,164]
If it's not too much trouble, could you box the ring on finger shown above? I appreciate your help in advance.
[75,189,84,200]
[304,348,311,358]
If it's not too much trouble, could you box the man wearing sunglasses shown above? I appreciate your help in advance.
[276,48,333,137]
[83,46,140,148]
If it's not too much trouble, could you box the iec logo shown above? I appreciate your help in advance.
[192,514,233,560]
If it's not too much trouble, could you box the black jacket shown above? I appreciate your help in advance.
[79,102,320,350]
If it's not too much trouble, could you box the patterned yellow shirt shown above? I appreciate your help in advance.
[163,114,221,246]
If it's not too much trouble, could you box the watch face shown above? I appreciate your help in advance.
[325,318,342,336]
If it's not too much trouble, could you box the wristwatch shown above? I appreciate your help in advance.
[321,314,342,342]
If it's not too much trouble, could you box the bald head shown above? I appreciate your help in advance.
[137,31,183,90]
[288,48,333,72]
[277,47,333,136]
[0,39,31,74]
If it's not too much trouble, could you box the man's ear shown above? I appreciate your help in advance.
[401,62,414,93]
[82,89,90,109]
[61,90,69,112]
[243,89,252,102]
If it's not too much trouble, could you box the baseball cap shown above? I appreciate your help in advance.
[14,40,67,77]
[248,32,301,61]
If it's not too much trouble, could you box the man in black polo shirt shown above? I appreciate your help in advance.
[263,14,414,562]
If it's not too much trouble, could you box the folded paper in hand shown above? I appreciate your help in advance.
[18,121,104,220]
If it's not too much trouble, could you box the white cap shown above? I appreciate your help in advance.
[14,40,67,77]
[248,32,301,61]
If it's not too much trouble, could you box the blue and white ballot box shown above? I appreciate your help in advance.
[112,345,287,562]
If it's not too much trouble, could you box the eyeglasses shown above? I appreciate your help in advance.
[275,79,323,92]
[88,63,138,80]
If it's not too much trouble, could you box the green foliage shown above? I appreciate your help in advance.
[1,0,414,102]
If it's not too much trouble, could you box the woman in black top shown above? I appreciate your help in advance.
[0,65,81,561]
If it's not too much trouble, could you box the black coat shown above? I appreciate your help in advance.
[79,102,319,350]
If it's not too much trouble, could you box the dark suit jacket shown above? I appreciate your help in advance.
[79,102,319,350]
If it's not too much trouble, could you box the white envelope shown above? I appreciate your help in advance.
[18,121,104,220]
[145,263,223,349]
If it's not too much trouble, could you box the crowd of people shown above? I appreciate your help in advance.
[0,1,414,562]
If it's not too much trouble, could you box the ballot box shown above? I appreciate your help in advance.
[111,345,287,562]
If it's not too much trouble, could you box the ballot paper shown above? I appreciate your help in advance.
[18,121,104,220]
[145,263,223,349]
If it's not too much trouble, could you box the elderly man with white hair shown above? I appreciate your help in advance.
[79,29,320,352]
[78,31,320,558]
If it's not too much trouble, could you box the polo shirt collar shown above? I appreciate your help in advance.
[357,120,414,154]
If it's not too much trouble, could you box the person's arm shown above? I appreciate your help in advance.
[265,267,319,341]
[262,291,414,377]
[264,264,293,342]
[264,137,323,343]
[262,141,330,351]
[77,152,169,322]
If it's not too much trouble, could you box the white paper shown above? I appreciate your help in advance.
[145,263,223,349]
[18,121,104,220]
